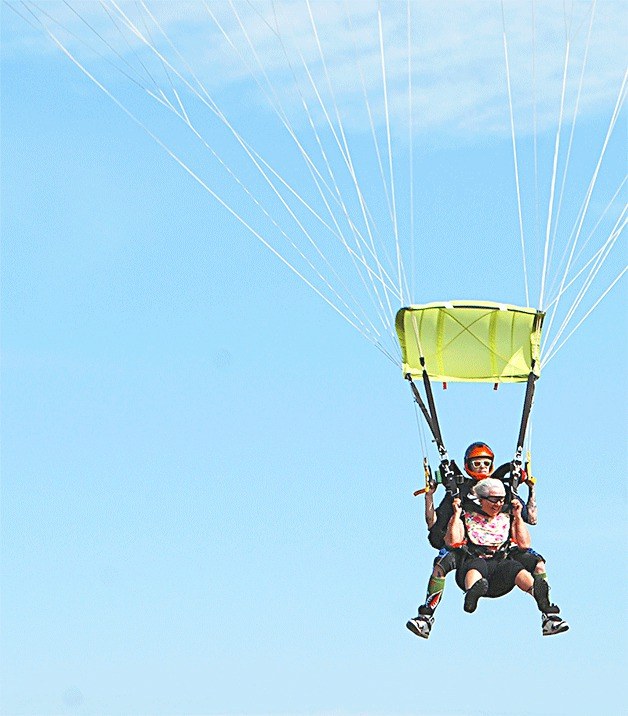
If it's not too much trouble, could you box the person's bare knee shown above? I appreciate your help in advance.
[516,570,534,591]
[465,569,482,590]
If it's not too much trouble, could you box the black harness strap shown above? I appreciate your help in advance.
[406,356,540,500]
[406,373,439,444]
[405,369,460,496]
[511,363,538,493]
[421,358,446,450]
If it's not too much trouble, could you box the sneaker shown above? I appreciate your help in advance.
[406,615,434,639]
[542,613,570,636]
[532,575,551,612]
[464,578,488,613]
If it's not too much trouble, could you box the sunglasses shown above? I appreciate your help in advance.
[470,458,493,469]
[482,495,505,504]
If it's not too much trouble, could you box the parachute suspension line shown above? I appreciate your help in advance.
[206,2,392,343]
[77,1,160,91]
[109,4,359,253]
[545,228,623,317]
[545,177,626,311]
[405,371,462,497]
[266,3,398,337]
[569,174,627,270]
[544,208,626,361]
[501,1,529,308]
[343,0,404,343]
[414,402,429,461]
[407,0,416,303]
[124,0,401,314]
[545,1,597,286]
[344,1,394,230]
[531,0,542,285]
[377,1,409,307]
[543,208,627,364]
[407,313,441,449]
[302,0,399,345]
[405,375,444,456]
[306,0,379,243]
[543,265,627,368]
[219,0,397,307]
[542,67,627,349]
[538,33,572,310]
[133,3,196,134]
[121,1,393,344]
[526,412,534,463]
[111,0,402,353]
[403,312,462,495]
[37,8,400,362]
[17,0,160,95]
[283,32,400,354]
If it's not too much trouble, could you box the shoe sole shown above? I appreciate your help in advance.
[464,578,488,613]
[543,622,570,636]
[406,620,430,639]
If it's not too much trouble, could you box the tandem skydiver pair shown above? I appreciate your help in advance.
[406,442,569,639]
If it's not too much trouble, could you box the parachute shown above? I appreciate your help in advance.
[396,300,546,494]
[6,2,625,464]
[396,301,544,383]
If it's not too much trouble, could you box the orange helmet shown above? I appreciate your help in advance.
[464,442,495,480]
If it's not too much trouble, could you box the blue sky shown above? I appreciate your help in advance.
[2,2,626,715]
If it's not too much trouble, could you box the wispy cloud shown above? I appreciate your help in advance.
[4,1,626,142]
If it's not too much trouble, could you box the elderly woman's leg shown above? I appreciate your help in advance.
[464,568,483,590]
[515,568,534,591]
[460,559,489,613]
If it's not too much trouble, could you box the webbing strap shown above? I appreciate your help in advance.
[406,374,439,445]
[516,368,537,454]
[511,366,538,492]
[421,362,445,451]
[406,372,459,496]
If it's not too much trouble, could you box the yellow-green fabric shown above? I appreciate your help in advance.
[395,301,544,382]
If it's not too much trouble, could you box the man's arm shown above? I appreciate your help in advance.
[425,490,436,529]
[525,482,537,525]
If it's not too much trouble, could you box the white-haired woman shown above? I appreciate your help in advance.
[445,477,568,635]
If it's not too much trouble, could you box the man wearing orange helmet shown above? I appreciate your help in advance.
[406,442,567,638]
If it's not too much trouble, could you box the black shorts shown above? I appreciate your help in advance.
[433,548,459,574]
[456,556,526,598]
[509,547,545,572]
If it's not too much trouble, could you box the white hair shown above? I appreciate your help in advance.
[472,478,506,500]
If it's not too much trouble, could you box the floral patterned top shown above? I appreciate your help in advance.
[463,511,510,548]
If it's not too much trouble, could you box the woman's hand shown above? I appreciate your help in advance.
[511,499,522,516]
[445,496,465,548]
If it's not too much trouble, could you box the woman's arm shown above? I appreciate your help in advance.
[510,500,531,548]
[444,497,465,548]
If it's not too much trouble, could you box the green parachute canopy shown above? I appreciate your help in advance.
[396,301,545,383]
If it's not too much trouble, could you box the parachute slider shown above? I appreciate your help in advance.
[396,301,545,383]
